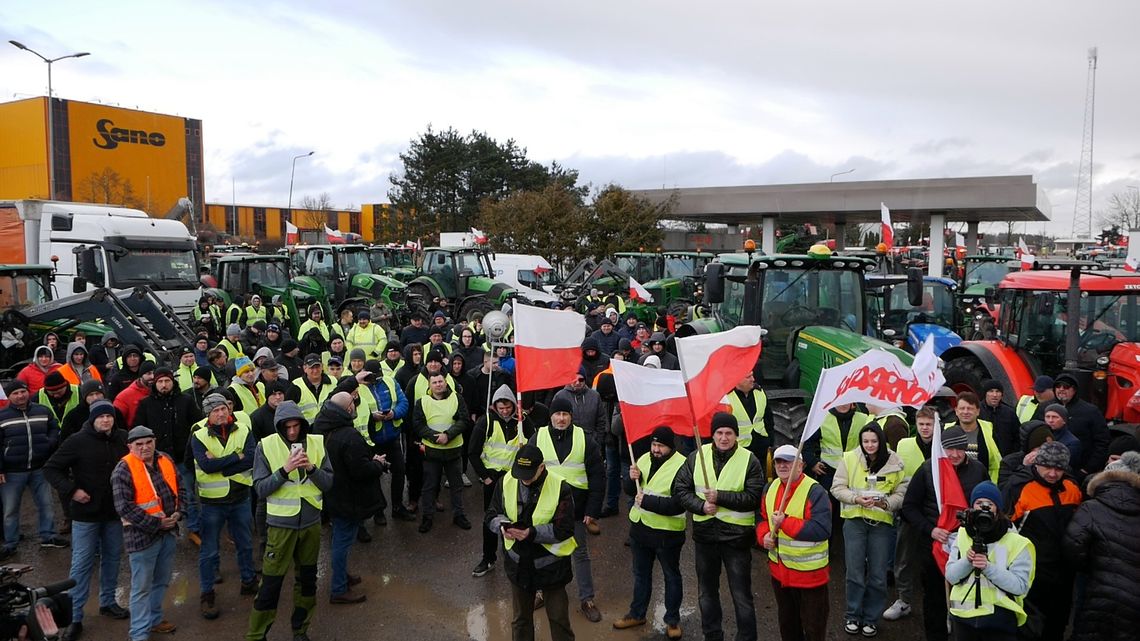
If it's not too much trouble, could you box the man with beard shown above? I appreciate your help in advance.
[114,362,156,427]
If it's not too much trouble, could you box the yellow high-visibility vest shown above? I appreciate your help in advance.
[628,451,686,532]
[693,444,756,527]
[535,426,587,489]
[765,476,829,571]
[727,388,768,448]
[480,416,522,473]
[949,528,1036,627]
[837,450,903,525]
[502,473,577,557]
[820,411,870,470]
[194,422,253,498]
[420,393,462,451]
[261,434,326,517]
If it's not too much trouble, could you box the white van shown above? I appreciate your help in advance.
[490,254,559,304]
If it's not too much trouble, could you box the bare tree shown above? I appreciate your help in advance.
[298,192,334,230]
[75,167,145,211]
[1098,189,1140,231]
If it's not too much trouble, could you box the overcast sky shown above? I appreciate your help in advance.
[5,0,1139,236]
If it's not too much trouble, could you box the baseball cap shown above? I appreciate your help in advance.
[773,445,800,462]
[511,444,545,480]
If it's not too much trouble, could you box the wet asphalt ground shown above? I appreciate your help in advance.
[10,481,925,641]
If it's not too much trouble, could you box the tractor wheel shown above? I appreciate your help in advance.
[407,283,433,308]
[943,355,992,396]
[458,297,495,324]
[666,299,691,324]
[770,400,808,448]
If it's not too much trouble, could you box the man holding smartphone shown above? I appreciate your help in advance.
[246,401,333,641]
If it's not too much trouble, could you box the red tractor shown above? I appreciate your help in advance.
[942,266,1140,426]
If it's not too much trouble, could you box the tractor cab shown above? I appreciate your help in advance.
[287,244,408,321]
[636,251,713,320]
[366,245,417,282]
[880,276,961,355]
[409,247,518,320]
[0,265,54,309]
[614,252,664,285]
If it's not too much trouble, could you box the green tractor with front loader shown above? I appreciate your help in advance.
[675,244,915,445]
[285,244,411,326]
[366,245,418,283]
[407,246,521,320]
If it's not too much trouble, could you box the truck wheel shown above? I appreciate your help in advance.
[770,400,807,448]
[943,355,992,396]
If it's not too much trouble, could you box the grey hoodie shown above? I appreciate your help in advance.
[253,346,289,380]
[252,400,333,530]
[64,342,96,385]
[491,383,515,409]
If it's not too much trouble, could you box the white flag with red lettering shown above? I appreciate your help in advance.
[675,326,764,433]
[514,303,587,393]
[800,336,945,446]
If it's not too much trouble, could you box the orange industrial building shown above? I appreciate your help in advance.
[0,97,416,245]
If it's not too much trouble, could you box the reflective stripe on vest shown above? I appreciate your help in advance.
[292,377,333,422]
[380,359,403,379]
[480,417,521,472]
[693,444,755,527]
[838,450,902,525]
[229,381,265,412]
[1015,395,1038,424]
[244,306,267,328]
[502,473,577,557]
[354,387,377,446]
[261,434,326,517]
[536,427,588,489]
[37,387,79,424]
[347,323,386,358]
[421,393,462,450]
[122,453,179,518]
[194,422,253,497]
[728,389,768,447]
[765,476,828,571]
[949,529,1036,626]
[414,373,456,400]
[944,420,1001,483]
[820,411,870,470]
[896,437,926,480]
[298,320,330,343]
[628,451,686,532]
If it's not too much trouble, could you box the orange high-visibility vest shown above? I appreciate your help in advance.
[122,453,179,517]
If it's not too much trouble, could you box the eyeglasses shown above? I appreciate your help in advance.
[1055,383,1074,390]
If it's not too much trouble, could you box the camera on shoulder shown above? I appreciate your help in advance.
[0,564,74,641]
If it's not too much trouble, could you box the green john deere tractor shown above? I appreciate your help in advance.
[408,246,519,321]
[675,245,913,445]
[366,245,417,283]
[285,244,410,325]
[639,251,713,321]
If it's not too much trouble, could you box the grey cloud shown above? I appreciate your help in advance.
[910,137,972,156]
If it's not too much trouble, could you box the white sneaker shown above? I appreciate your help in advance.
[462,473,472,487]
[882,599,911,621]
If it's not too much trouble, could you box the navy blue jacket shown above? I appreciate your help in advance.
[0,401,60,473]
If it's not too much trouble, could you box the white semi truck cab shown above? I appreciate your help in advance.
[0,199,201,317]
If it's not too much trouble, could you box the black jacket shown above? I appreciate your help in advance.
[315,402,384,521]
[980,400,1020,457]
[1057,395,1111,476]
[250,402,279,440]
[673,444,765,546]
[1064,467,1140,641]
[622,452,687,548]
[42,421,128,522]
[134,384,202,464]
[411,388,469,462]
[485,469,575,592]
[901,456,988,539]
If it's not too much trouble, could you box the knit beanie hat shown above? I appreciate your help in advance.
[349,348,366,362]
[970,481,1003,511]
[650,426,675,449]
[1043,403,1068,422]
[202,393,228,414]
[227,323,242,337]
[89,400,115,420]
[941,426,969,450]
[549,396,573,417]
[710,411,738,435]
[193,366,213,382]
[43,371,68,392]
[1034,441,1071,470]
[1108,434,1140,458]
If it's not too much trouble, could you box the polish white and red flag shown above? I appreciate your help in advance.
[880,203,894,249]
[630,277,654,303]
[1018,237,1035,271]
[1124,256,1140,272]
[325,226,345,244]
[514,302,587,393]
[931,412,968,575]
[611,359,693,441]
[470,227,488,244]
[675,326,764,434]
[285,220,299,246]
[955,232,966,251]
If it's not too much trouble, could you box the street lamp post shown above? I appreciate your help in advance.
[9,41,90,200]
[829,168,856,182]
[287,151,315,225]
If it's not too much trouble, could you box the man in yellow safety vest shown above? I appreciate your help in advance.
[411,372,470,534]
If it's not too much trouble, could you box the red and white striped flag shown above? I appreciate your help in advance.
[471,227,488,244]
[1018,238,1034,271]
[285,220,299,246]
[630,277,654,303]
[880,203,894,249]
[675,326,764,432]
[1124,256,1139,272]
[955,232,966,250]
[931,413,968,575]
[611,359,694,441]
[514,303,586,393]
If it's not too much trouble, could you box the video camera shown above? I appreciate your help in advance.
[956,504,1000,557]
[0,564,74,641]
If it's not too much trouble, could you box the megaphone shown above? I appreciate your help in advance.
[483,310,510,341]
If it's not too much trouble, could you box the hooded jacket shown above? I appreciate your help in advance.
[1064,464,1140,641]
[469,386,534,481]
[252,401,334,530]
[1056,379,1111,476]
[579,337,611,383]
[551,385,607,440]
[43,416,129,522]
[59,342,101,387]
[134,378,202,464]
[317,399,384,520]
[88,331,119,375]
[394,343,422,391]
[107,345,144,400]
[16,346,58,394]
[253,346,289,381]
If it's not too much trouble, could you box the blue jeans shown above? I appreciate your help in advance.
[128,533,176,641]
[604,444,621,512]
[179,467,201,533]
[694,540,755,641]
[0,469,56,548]
[572,520,595,602]
[843,518,895,626]
[629,537,683,625]
[330,516,358,596]
[69,520,124,623]
[199,501,255,593]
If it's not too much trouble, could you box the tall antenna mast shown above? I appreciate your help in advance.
[1072,47,1097,238]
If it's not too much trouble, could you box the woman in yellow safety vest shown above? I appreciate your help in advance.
[945,481,1035,641]
[830,423,909,637]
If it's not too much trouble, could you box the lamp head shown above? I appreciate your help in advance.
[483,310,510,341]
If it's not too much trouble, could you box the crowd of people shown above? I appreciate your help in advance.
[2,291,1139,641]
